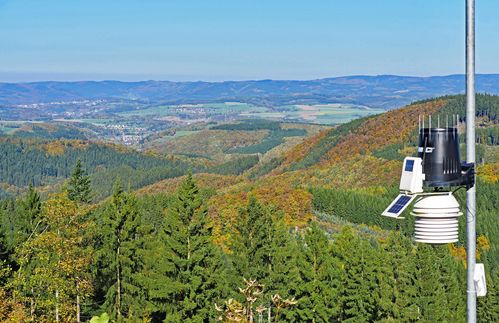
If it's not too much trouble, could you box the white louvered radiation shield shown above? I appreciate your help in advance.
[411,194,462,244]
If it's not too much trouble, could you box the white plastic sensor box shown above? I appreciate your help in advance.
[474,263,487,297]
[399,157,424,194]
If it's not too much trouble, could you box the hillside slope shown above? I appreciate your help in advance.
[137,94,498,276]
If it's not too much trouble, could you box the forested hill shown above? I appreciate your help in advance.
[134,93,498,321]
[3,74,499,108]
[0,136,264,200]
[0,139,192,200]
[0,94,498,321]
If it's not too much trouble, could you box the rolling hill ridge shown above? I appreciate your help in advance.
[3,74,499,109]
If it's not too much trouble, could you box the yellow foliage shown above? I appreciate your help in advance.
[208,175,313,230]
[477,163,499,183]
[477,235,490,252]
[448,244,467,265]
[448,235,490,265]
[41,141,66,156]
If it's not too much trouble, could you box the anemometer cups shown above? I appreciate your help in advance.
[411,194,462,244]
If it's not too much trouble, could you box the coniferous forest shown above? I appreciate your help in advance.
[0,95,498,322]
[3,171,493,322]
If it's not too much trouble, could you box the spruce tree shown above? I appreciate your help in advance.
[231,196,269,282]
[379,232,419,321]
[478,269,499,322]
[0,186,42,260]
[412,244,449,322]
[434,245,466,322]
[67,159,92,203]
[332,227,379,322]
[231,197,299,320]
[94,180,148,321]
[0,199,18,263]
[140,173,227,322]
[291,222,342,322]
[19,184,42,231]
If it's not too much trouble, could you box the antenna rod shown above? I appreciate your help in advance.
[466,0,477,322]
[418,115,421,135]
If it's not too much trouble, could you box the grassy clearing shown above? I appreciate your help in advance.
[241,104,386,125]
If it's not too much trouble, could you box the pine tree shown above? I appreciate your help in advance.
[231,196,299,321]
[291,222,342,322]
[332,227,379,322]
[140,173,228,322]
[94,180,149,321]
[379,232,419,321]
[0,186,42,261]
[412,244,449,322]
[19,184,42,231]
[67,159,92,203]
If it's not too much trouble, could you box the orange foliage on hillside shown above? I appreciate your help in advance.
[272,129,332,174]
[319,100,447,166]
[39,139,94,155]
[284,154,402,189]
[208,175,313,229]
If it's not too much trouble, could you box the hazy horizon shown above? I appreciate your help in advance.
[2,72,499,84]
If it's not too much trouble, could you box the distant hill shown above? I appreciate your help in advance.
[2,74,499,109]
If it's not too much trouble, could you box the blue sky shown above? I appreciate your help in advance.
[0,0,498,82]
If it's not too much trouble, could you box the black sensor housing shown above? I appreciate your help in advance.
[418,127,474,188]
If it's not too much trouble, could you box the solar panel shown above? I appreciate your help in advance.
[382,194,416,218]
[405,159,414,172]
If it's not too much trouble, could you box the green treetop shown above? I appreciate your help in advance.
[67,159,92,203]
[141,173,228,322]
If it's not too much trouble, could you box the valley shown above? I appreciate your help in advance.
[1,94,497,321]
[0,101,380,147]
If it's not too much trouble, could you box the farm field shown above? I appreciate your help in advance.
[119,101,385,125]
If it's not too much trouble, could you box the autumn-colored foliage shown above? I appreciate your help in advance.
[277,129,331,172]
[0,288,28,322]
[319,100,447,166]
[41,141,66,155]
[478,163,499,183]
[285,154,401,189]
[206,175,314,251]
[136,173,248,196]
[449,235,491,265]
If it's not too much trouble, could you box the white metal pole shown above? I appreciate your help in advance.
[465,0,477,322]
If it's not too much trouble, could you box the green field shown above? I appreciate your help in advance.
[118,102,386,125]
[0,121,40,135]
[0,125,18,134]
[243,104,385,125]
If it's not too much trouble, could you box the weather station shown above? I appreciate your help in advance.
[381,2,487,321]
[382,121,474,244]
[381,118,487,303]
